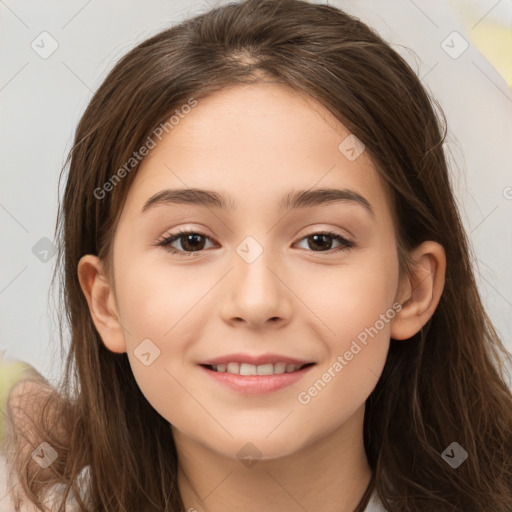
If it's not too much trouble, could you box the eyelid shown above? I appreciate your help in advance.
[155,227,355,256]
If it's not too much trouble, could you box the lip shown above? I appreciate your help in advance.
[198,363,316,395]
[199,353,314,366]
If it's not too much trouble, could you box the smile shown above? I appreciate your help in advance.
[202,362,315,375]
[199,362,316,394]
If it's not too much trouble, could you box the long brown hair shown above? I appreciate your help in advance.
[3,0,511,510]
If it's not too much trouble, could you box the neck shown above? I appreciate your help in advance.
[174,404,372,512]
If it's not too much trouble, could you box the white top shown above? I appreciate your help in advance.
[364,491,386,511]
[1,454,386,511]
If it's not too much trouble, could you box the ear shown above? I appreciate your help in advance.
[390,241,446,340]
[77,254,127,353]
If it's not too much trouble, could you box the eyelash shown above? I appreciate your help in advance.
[155,229,355,256]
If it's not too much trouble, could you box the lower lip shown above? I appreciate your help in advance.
[198,364,315,395]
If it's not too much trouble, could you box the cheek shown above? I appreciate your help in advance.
[301,246,399,342]
[115,251,206,339]
[296,245,398,393]
[295,269,396,424]
[114,260,210,424]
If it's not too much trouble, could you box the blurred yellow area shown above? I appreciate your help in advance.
[471,23,512,88]
[0,351,34,443]
[448,0,512,88]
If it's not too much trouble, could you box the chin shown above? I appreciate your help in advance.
[211,431,311,463]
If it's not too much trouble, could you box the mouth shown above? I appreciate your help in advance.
[200,361,316,375]
[198,361,317,395]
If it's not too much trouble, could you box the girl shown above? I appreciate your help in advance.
[2,0,511,510]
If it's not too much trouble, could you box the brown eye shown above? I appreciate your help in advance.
[156,229,354,256]
[295,231,354,253]
[157,230,215,254]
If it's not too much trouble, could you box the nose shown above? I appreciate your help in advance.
[218,247,292,329]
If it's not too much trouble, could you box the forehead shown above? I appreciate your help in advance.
[121,82,390,220]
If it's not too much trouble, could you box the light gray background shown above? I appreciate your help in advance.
[1,0,511,386]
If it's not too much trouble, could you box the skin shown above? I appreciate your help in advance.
[78,82,446,512]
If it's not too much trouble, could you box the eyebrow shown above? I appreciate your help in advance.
[141,187,374,217]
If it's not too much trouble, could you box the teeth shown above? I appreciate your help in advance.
[256,364,274,375]
[211,362,307,375]
[274,362,287,374]
[226,362,239,374]
[240,363,257,376]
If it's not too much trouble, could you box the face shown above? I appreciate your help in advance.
[104,83,401,459]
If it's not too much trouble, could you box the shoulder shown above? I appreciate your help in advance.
[0,369,75,511]
[0,364,48,510]
[0,451,16,511]
[0,455,86,512]
[3,370,60,479]
[0,451,41,512]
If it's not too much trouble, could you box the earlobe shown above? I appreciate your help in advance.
[77,255,127,354]
[390,241,446,340]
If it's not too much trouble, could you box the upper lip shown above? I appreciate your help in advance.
[199,353,315,366]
